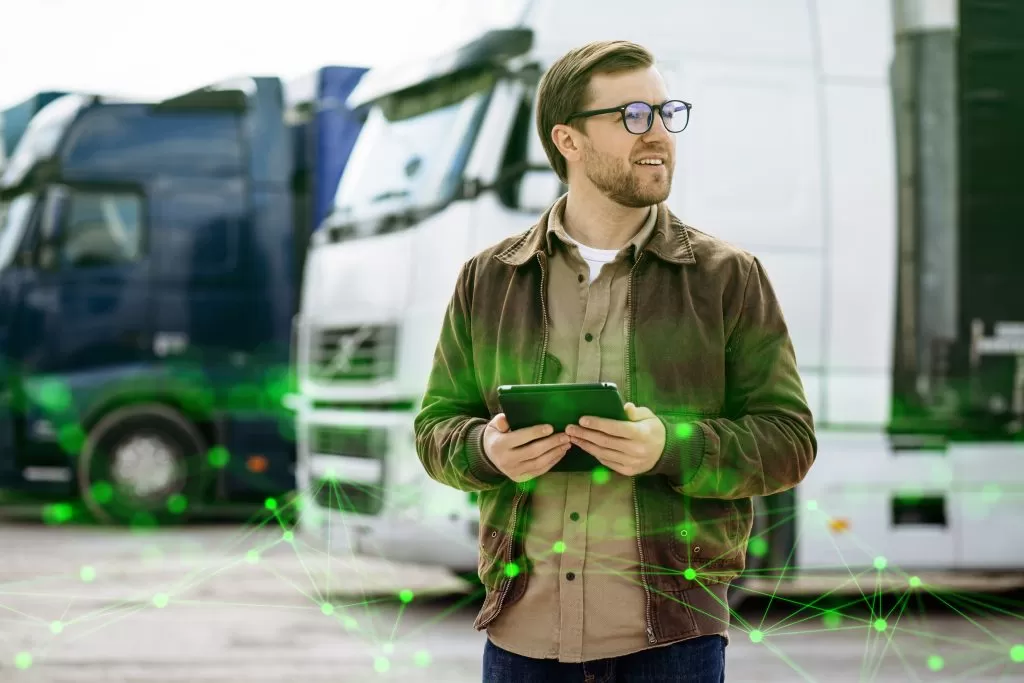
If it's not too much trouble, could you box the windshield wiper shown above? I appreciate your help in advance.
[370,189,410,203]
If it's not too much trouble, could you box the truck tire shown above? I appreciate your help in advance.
[727,495,771,610]
[77,404,209,525]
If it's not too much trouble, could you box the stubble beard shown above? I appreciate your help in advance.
[582,141,673,208]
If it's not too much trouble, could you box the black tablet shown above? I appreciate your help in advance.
[496,382,627,473]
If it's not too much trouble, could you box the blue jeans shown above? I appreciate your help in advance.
[482,634,727,683]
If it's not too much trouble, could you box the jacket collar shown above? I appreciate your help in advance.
[495,200,697,267]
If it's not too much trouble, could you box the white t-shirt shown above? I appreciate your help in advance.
[559,232,620,284]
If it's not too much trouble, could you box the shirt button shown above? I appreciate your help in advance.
[570,512,580,521]
[584,333,593,342]
[566,572,576,581]
[577,273,585,283]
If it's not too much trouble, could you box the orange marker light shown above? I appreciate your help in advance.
[828,518,850,533]
[247,455,269,473]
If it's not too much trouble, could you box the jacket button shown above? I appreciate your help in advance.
[566,572,576,581]
[491,531,498,538]
[693,546,701,554]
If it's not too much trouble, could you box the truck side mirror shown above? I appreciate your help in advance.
[37,185,70,270]
[518,170,562,214]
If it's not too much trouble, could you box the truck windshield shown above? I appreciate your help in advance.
[0,193,34,271]
[331,69,496,225]
[0,93,90,189]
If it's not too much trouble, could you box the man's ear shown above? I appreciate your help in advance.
[551,124,584,164]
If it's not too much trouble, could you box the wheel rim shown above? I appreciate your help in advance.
[109,433,184,501]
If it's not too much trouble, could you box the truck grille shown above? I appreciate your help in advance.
[310,325,397,382]
[310,425,386,459]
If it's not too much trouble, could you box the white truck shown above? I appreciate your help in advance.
[294,0,1024,602]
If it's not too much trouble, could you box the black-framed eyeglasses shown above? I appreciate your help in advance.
[565,99,692,135]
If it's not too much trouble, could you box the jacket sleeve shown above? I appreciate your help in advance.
[651,256,817,499]
[413,259,508,492]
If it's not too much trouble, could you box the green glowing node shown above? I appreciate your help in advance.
[14,652,32,670]
[399,589,414,604]
[44,503,74,525]
[504,562,520,578]
[414,650,432,667]
[874,556,887,571]
[592,467,610,485]
[927,655,944,671]
[806,500,818,511]
[282,530,294,543]
[748,537,768,558]
[37,379,72,412]
[167,494,188,515]
[873,618,887,632]
[675,422,694,439]
[822,611,842,629]
[749,630,764,643]
[80,566,96,582]
[246,550,260,564]
[321,603,335,616]
[909,576,922,588]
[1010,644,1024,663]
[91,481,114,504]
[265,497,278,511]
[553,541,566,554]
[374,656,390,673]
[153,593,169,608]
[342,616,359,630]
[382,643,394,655]
[207,446,230,468]
[981,483,1001,503]
[684,568,697,581]
[58,425,86,453]
[50,621,63,635]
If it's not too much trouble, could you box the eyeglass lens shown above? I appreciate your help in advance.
[624,101,688,134]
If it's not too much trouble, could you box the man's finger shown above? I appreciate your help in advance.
[570,426,629,452]
[577,415,632,437]
[523,444,569,478]
[570,435,620,463]
[625,403,656,421]
[506,423,554,447]
[491,413,511,432]
[517,433,570,462]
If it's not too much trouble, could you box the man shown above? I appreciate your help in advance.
[413,40,816,682]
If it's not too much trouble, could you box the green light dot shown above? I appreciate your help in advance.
[674,422,694,439]
[57,424,86,454]
[684,568,697,581]
[374,656,390,673]
[321,603,335,616]
[749,629,764,643]
[282,531,294,543]
[265,497,278,511]
[80,566,96,582]
[806,500,818,511]
[591,467,610,485]
[167,494,188,515]
[982,483,1002,504]
[14,652,32,670]
[504,562,520,578]
[874,618,887,632]
[748,537,768,558]
[342,616,359,630]
[91,481,114,504]
[909,576,922,588]
[382,643,394,655]
[153,593,169,608]
[399,589,414,604]
[36,379,72,412]
[207,446,230,468]
[552,541,566,554]
[1010,644,1024,663]
[927,655,945,671]
[414,650,431,667]
[50,621,63,635]
[246,550,260,564]
[874,556,887,571]
[44,502,75,525]
[822,611,842,629]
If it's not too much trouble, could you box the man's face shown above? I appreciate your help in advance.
[570,66,677,208]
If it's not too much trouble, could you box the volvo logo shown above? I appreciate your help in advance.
[325,326,374,376]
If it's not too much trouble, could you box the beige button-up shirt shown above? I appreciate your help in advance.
[486,196,678,662]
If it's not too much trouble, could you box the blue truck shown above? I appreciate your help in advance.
[0,66,366,524]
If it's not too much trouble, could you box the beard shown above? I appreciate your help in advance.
[581,140,673,208]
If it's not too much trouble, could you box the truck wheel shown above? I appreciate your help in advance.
[77,404,208,525]
[727,496,771,610]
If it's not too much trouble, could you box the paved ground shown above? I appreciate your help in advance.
[0,511,1022,682]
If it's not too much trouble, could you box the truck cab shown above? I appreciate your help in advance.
[296,0,1024,598]
[0,67,366,524]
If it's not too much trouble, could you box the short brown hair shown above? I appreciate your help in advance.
[535,40,655,183]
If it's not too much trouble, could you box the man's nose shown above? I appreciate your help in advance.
[642,110,673,142]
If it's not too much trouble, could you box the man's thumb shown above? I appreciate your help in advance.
[491,413,511,432]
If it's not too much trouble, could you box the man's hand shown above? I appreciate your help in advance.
[482,413,571,482]
[566,403,666,476]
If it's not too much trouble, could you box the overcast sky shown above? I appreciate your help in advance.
[0,0,525,108]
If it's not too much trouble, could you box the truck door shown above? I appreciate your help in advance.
[19,184,149,411]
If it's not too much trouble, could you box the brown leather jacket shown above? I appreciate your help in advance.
[413,201,816,643]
